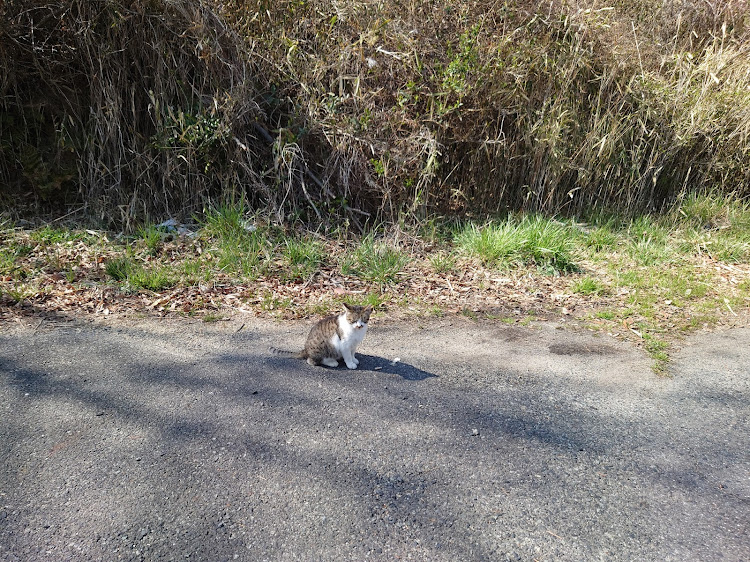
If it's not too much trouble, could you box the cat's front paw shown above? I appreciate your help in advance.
[352,357,359,366]
[345,361,358,370]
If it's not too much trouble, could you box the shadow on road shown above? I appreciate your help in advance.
[1,321,748,561]
[263,353,437,381]
[357,354,438,381]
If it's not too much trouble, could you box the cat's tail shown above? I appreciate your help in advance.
[270,347,306,359]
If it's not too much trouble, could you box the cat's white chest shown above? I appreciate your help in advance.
[330,314,367,354]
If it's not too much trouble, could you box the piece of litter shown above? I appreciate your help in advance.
[374,366,382,371]
[629,327,643,338]
[391,357,400,365]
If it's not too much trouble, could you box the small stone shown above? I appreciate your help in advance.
[472,428,480,436]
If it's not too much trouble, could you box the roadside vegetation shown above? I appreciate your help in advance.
[1,1,749,371]
[2,193,749,372]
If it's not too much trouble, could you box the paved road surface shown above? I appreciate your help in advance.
[1,316,748,561]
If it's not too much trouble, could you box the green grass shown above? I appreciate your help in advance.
[178,258,211,284]
[625,216,675,266]
[671,192,750,230]
[138,225,163,256]
[643,332,670,374]
[594,310,616,320]
[573,277,606,296]
[583,225,619,253]
[345,291,388,310]
[105,257,132,281]
[429,252,456,274]
[260,291,292,312]
[201,205,270,279]
[202,313,225,322]
[281,237,324,280]
[455,216,578,272]
[128,265,176,292]
[705,235,750,263]
[105,256,175,291]
[29,226,101,246]
[0,242,33,277]
[3,282,43,303]
[343,235,408,285]
[30,226,72,245]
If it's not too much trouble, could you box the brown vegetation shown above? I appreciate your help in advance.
[1,0,749,228]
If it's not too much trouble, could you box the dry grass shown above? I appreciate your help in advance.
[1,0,749,229]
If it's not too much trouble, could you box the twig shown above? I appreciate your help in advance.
[50,206,86,223]
[446,277,456,297]
[724,298,737,316]
[632,21,644,77]
[253,121,333,199]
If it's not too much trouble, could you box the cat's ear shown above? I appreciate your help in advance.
[364,306,372,318]
[342,302,352,312]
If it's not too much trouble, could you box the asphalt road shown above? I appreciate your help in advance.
[1,315,748,561]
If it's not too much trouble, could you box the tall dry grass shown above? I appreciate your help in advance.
[1,0,749,228]
[1,0,272,228]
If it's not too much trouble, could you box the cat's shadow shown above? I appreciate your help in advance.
[355,354,437,381]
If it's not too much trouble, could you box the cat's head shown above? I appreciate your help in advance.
[343,303,372,329]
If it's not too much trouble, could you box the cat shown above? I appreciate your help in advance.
[273,303,372,369]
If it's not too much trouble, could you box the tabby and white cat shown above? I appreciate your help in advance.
[275,303,372,369]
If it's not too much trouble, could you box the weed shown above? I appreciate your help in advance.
[260,291,292,312]
[179,259,211,284]
[595,310,616,320]
[518,315,535,327]
[4,283,43,303]
[128,265,176,292]
[454,221,520,266]
[584,226,618,253]
[202,313,225,323]
[573,277,606,296]
[139,225,163,256]
[105,257,132,282]
[202,205,270,278]
[671,192,750,231]
[30,226,71,245]
[0,242,33,277]
[202,205,248,240]
[456,216,577,272]
[105,256,175,291]
[706,235,750,264]
[625,216,675,266]
[346,235,408,285]
[643,333,670,374]
[281,237,324,280]
[429,252,456,274]
[345,292,387,310]
[5,0,750,229]
[461,307,478,320]
[428,305,444,317]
